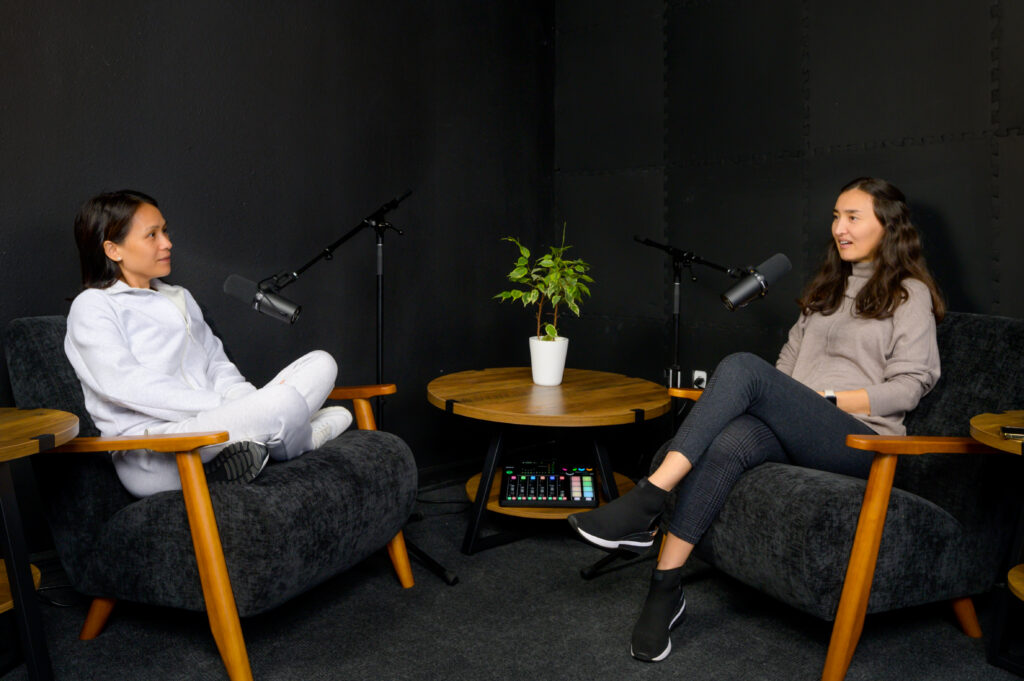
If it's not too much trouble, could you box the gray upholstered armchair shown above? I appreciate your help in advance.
[659,311,1024,680]
[4,315,419,680]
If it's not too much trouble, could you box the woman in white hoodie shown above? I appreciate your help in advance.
[64,190,352,498]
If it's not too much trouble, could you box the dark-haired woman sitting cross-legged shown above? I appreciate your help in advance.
[64,190,353,498]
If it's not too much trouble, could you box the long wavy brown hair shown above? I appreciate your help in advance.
[798,177,945,321]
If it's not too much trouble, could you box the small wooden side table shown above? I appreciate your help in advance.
[0,408,80,681]
[428,367,670,554]
[970,410,1024,676]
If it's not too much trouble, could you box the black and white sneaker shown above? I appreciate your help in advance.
[203,441,270,484]
[567,478,668,552]
[631,567,687,662]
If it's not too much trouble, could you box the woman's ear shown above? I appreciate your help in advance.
[102,240,122,263]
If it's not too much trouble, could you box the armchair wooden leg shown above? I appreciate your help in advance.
[79,597,116,640]
[386,530,415,588]
[351,398,377,431]
[821,453,898,681]
[177,451,253,681]
[952,597,983,638]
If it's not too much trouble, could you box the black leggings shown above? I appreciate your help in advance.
[665,352,876,544]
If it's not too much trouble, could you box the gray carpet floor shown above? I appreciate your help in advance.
[2,483,1021,681]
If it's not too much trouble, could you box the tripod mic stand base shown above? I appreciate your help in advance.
[405,512,459,586]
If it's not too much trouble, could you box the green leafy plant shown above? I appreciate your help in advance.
[495,227,593,340]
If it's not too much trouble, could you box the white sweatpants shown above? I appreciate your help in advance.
[112,350,338,498]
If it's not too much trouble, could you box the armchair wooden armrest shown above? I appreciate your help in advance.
[52,431,228,453]
[822,432,1001,681]
[667,387,703,401]
[328,384,397,431]
[845,434,996,456]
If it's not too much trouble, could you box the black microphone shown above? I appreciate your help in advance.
[223,274,301,324]
[721,253,792,311]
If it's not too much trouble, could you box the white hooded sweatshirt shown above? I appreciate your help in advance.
[64,279,257,438]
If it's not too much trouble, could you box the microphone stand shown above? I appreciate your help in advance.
[256,191,459,586]
[259,190,411,427]
[634,237,743,431]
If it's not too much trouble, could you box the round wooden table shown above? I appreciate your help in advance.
[427,367,670,553]
[0,408,80,681]
[969,410,1024,455]
[427,367,672,427]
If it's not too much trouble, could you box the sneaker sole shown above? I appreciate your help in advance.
[204,442,269,484]
[568,516,657,552]
[631,600,686,663]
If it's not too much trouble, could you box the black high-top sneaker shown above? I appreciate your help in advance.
[630,566,686,662]
[567,478,668,552]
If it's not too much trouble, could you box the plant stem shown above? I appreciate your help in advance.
[535,294,546,338]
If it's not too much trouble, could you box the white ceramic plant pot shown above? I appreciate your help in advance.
[529,336,569,386]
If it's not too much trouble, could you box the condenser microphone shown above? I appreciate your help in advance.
[721,253,792,311]
[223,274,301,324]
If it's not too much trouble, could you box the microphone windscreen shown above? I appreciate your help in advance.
[756,253,792,285]
[223,274,257,303]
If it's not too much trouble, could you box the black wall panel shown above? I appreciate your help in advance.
[555,172,668,323]
[667,0,806,163]
[997,136,1024,313]
[555,1,665,171]
[553,0,668,387]
[999,1,1024,131]
[808,1,991,148]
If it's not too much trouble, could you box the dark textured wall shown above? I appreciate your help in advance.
[5,0,1023,496]
[1,2,555,477]
[556,0,1024,392]
[667,0,1024,375]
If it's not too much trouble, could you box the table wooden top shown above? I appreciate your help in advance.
[969,410,1024,455]
[427,367,670,427]
[0,408,80,462]
[1010,564,1024,601]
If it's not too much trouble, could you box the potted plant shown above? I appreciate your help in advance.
[495,228,593,385]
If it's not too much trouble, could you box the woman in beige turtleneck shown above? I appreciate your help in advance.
[569,177,945,662]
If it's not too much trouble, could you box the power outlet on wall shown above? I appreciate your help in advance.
[692,370,708,389]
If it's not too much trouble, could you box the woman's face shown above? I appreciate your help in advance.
[103,202,172,289]
[832,188,885,262]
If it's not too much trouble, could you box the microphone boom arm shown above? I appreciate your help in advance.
[258,190,412,294]
[633,236,743,280]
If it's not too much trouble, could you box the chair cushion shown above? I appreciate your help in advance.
[692,462,992,619]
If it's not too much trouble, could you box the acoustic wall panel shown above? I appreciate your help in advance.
[996,136,1024,315]
[1002,0,1024,131]
[555,171,668,321]
[808,1,991,148]
[555,0,665,171]
[666,0,805,163]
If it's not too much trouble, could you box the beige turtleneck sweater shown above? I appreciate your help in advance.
[775,261,940,436]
